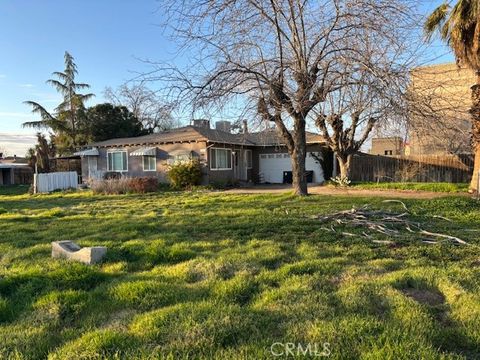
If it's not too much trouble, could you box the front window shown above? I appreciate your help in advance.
[107,151,128,171]
[143,156,156,171]
[210,148,232,170]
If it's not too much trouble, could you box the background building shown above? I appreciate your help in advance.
[408,63,474,155]
[370,137,404,156]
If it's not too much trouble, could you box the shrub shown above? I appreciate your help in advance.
[89,177,131,194]
[128,177,158,193]
[103,172,122,180]
[89,177,158,194]
[330,176,351,187]
[167,160,202,189]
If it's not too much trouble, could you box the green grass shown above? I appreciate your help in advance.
[350,182,469,193]
[0,185,30,196]
[1,190,480,359]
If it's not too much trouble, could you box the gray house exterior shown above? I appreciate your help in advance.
[75,120,332,185]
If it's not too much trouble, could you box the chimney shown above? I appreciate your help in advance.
[192,119,210,129]
[215,121,232,133]
[242,120,248,134]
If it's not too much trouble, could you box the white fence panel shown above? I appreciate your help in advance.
[34,171,78,193]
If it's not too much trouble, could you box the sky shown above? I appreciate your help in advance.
[0,0,453,157]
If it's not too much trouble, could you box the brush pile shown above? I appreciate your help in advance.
[314,200,468,245]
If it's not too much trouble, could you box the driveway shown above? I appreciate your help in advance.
[224,184,467,199]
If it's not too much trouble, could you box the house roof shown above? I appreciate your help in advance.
[0,156,28,164]
[89,125,325,148]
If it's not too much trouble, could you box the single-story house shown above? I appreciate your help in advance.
[0,156,33,185]
[74,120,334,185]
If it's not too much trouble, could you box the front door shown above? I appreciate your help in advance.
[87,156,98,179]
[233,150,249,181]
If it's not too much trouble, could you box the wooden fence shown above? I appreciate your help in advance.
[349,154,474,183]
[34,171,78,193]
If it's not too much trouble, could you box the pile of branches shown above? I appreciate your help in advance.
[313,200,468,246]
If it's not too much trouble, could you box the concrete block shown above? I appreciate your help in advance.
[52,240,107,265]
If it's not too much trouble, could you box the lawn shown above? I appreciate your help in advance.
[350,182,469,193]
[1,189,480,359]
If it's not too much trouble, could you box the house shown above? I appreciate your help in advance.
[75,120,333,185]
[408,63,473,155]
[0,155,33,185]
[369,137,404,156]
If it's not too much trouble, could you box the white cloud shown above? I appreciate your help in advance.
[19,83,35,88]
[0,74,6,79]
[0,132,37,157]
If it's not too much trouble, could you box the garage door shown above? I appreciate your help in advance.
[259,153,324,184]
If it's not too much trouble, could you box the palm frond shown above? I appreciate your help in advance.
[46,79,68,94]
[74,83,91,90]
[21,120,52,130]
[78,93,95,101]
[425,3,450,40]
[51,71,70,81]
[23,101,55,121]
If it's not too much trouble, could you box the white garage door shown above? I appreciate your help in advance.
[259,153,324,184]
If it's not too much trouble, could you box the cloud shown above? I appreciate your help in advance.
[0,74,6,79]
[0,132,37,157]
[19,83,35,88]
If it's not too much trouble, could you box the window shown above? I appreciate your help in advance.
[245,150,253,169]
[167,151,196,165]
[384,150,393,156]
[210,148,232,170]
[143,155,156,171]
[107,151,128,171]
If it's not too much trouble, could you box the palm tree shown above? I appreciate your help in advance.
[23,51,94,154]
[26,133,56,173]
[425,1,480,192]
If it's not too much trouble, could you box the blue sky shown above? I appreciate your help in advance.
[0,0,453,156]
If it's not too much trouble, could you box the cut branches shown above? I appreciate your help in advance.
[313,202,468,245]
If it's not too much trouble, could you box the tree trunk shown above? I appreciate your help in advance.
[469,77,480,193]
[337,153,352,180]
[291,131,308,196]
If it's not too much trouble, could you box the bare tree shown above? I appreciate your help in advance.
[314,56,412,179]
[104,81,176,133]
[147,0,417,195]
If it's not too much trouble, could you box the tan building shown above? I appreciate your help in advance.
[370,137,404,156]
[408,63,474,155]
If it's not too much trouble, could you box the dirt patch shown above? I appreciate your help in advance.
[402,288,445,306]
[224,185,466,199]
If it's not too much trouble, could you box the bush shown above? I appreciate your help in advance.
[90,177,131,194]
[103,172,122,180]
[128,177,159,193]
[167,160,202,189]
[89,177,158,194]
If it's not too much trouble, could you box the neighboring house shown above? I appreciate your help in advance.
[408,63,473,155]
[0,155,33,185]
[75,120,332,185]
[370,137,404,156]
